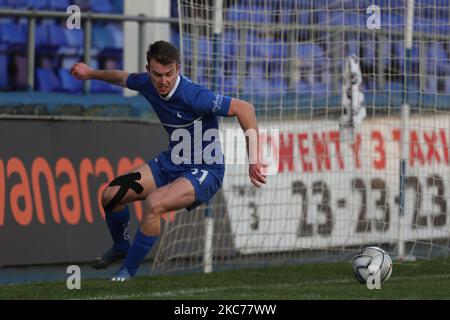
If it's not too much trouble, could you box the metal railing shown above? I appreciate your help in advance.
[0,8,178,93]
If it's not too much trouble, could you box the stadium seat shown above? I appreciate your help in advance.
[225,4,251,23]
[393,42,420,71]
[106,23,123,49]
[35,23,49,47]
[197,36,213,59]
[90,79,122,94]
[48,24,68,47]
[26,0,48,9]
[384,81,404,93]
[362,78,376,91]
[297,80,312,94]
[244,66,270,93]
[311,82,328,96]
[425,76,438,94]
[92,25,115,50]
[386,14,405,29]
[0,22,27,44]
[170,31,180,49]
[222,30,237,57]
[58,68,83,93]
[427,42,449,63]
[217,77,237,95]
[346,41,360,56]
[90,0,114,13]
[251,6,272,24]
[280,9,294,24]
[110,0,123,13]
[0,53,8,89]
[328,11,364,27]
[269,76,288,93]
[445,77,450,94]
[359,35,390,68]
[64,28,83,48]
[6,0,27,8]
[36,68,63,92]
[296,43,325,67]
[47,0,69,10]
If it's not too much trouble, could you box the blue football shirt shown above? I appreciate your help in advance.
[126,73,232,168]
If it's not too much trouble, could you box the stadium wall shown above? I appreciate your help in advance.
[0,117,168,267]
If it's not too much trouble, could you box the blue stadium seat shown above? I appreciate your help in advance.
[386,14,405,29]
[6,0,27,8]
[393,42,420,72]
[222,30,237,57]
[279,5,295,24]
[0,53,8,89]
[425,76,438,94]
[217,76,237,95]
[58,68,83,93]
[267,42,288,59]
[445,77,450,94]
[346,41,360,56]
[90,0,114,13]
[244,66,270,93]
[384,81,404,93]
[427,42,450,75]
[297,81,312,94]
[105,23,123,49]
[297,43,325,61]
[92,25,115,50]
[360,35,389,67]
[225,4,251,23]
[64,28,83,47]
[26,0,48,9]
[269,76,288,93]
[197,36,213,59]
[47,0,69,10]
[35,23,49,47]
[250,6,272,24]
[90,79,122,94]
[311,82,328,96]
[362,79,376,91]
[328,12,364,27]
[48,24,68,47]
[0,22,26,44]
[110,0,123,13]
[36,68,62,92]
[170,31,180,49]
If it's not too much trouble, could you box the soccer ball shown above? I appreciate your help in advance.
[352,246,393,285]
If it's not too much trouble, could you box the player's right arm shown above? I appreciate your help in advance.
[70,62,129,87]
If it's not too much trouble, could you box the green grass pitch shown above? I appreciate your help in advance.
[0,259,449,299]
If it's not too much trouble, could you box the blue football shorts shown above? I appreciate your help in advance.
[147,151,225,211]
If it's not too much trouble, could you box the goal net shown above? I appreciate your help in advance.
[151,0,450,274]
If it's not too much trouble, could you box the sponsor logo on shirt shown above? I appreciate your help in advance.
[212,93,224,113]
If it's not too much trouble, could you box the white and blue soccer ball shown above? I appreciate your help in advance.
[352,246,393,285]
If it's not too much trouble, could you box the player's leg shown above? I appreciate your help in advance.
[111,168,224,281]
[92,163,158,270]
[101,162,157,212]
[111,177,196,280]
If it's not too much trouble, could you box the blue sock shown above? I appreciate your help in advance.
[123,228,158,276]
[105,206,131,253]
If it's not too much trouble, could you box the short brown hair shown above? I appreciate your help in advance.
[146,40,180,65]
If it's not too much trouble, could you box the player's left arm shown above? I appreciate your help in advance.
[227,98,267,188]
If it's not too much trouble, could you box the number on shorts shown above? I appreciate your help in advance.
[191,169,209,184]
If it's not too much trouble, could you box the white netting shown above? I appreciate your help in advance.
[151,0,450,275]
